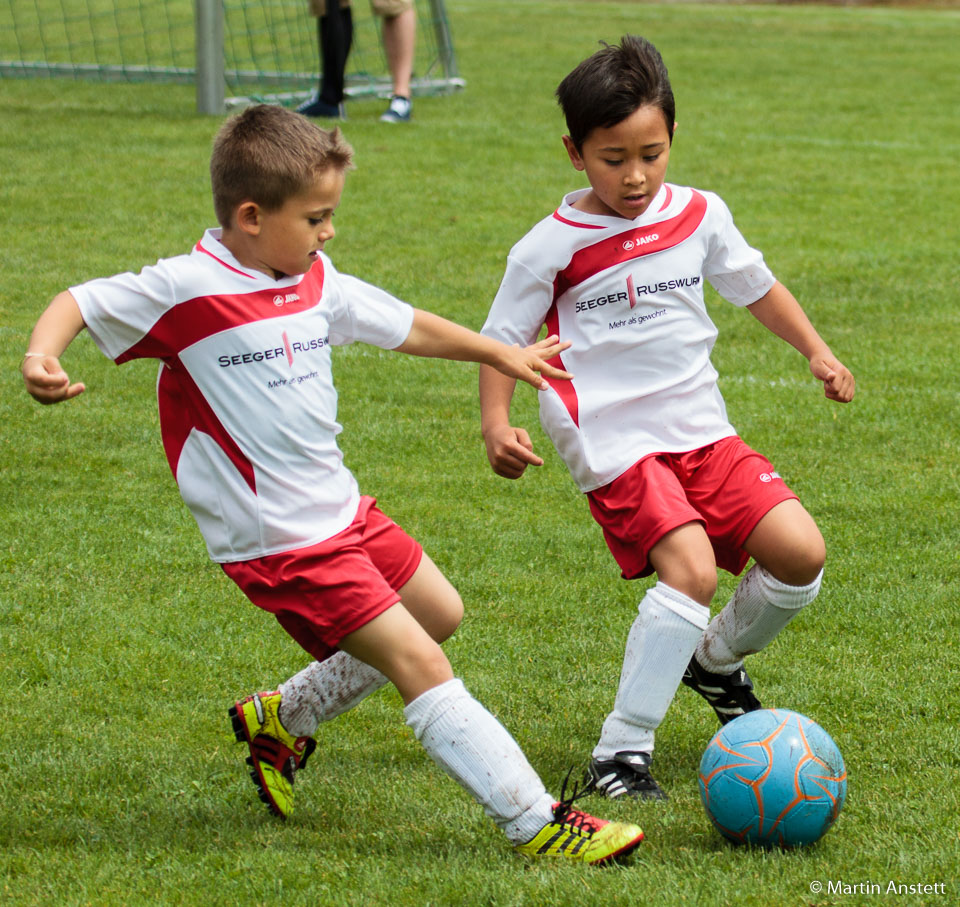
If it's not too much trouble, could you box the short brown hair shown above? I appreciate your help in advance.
[210,104,354,227]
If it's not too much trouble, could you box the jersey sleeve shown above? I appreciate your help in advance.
[701,194,776,307]
[323,263,415,350]
[71,260,180,362]
[481,255,555,346]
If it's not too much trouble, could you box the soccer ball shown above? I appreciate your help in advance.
[698,708,847,848]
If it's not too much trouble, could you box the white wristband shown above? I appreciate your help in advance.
[21,352,51,370]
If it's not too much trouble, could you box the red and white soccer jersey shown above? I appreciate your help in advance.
[481,183,776,492]
[72,229,414,562]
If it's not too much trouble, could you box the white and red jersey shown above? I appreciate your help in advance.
[481,183,776,492]
[72,229,414,562]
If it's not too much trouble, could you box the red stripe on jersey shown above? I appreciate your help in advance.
[658,185,673,212]
[116,260,326,363]
[553,190,707,298]
[552,211,606,230]
[543,300,579,427]
[157,360,257,493]
[121,251,327,497]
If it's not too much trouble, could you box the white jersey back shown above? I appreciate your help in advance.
[73,229,413,562]
[482,184,775,491]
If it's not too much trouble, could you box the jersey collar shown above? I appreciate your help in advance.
[194,228,305,285]
[556,184,672,229]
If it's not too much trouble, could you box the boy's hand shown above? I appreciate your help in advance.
[497,335,573,391]
[478,336,571,479]
[809,353,855,403]
[22,355,86,405]
[483,424,543,479]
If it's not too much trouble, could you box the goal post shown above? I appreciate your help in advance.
[0,0,464,115]
[195,0,225,115]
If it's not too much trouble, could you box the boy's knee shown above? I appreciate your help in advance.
[386,640,455,704]
[398,552,464,642]
[768,532,825,587]
[690,569,718,605]
[407,645,455,694]
[748,502,825,587]
[435,589,464,642]
[661,565,717,606]
[649,524,718,606]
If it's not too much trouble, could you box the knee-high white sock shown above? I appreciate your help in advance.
[278,652,389,737]
[695,564,823,674]
[404,678,555,845]
[593,582,710,761]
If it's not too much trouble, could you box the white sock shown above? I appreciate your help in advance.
[278,652,389,737]
[593,582,710,761]
[404,678,556,845]
[696,564,823,674]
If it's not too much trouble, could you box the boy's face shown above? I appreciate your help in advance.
[237,167,345,278]
[563,105,672,220]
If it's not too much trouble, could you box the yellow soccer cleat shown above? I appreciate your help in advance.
[517,794,644,865]
[229,691,316,819]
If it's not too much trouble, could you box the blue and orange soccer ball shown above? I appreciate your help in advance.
[698,708,847,848]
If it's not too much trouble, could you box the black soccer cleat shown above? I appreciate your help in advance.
[586,751,668,801]
[682,655,762,725]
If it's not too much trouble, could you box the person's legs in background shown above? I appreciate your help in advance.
[376,0,415,122]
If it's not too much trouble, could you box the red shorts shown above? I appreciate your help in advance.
[222,496,423,662]
[586,436,798,580]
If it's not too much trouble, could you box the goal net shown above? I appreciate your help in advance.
[0,0,463,112]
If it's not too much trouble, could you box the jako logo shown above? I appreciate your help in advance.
[273,292,301,307]
[758,471,782,483]
[622,233,659,252]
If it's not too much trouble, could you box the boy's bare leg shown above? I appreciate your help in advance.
[339,603,558,843]
[338,602,453,704]
[395,551,463,644]
[742,498,825,586]
[278,552,462,735]
[647,522,718,606]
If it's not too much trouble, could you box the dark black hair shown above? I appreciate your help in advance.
[556,35,675,151]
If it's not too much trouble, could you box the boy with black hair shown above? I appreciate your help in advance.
[22,103,643,863]
[479,36,854,800]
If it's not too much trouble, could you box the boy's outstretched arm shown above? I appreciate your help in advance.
[479,364,542,479]
[22,291,87,404]
[747,282,855,403]
[395,308,572,391]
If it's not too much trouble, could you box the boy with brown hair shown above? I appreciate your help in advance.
[22,104,643,864]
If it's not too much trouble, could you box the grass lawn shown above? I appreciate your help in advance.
[1,2,959,904]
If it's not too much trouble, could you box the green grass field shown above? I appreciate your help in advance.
[2,2,959,904]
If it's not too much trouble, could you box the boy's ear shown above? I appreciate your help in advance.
[562,135,586,171]
[234,201,262,236]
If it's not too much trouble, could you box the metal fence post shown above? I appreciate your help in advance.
[195,0,225,114]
